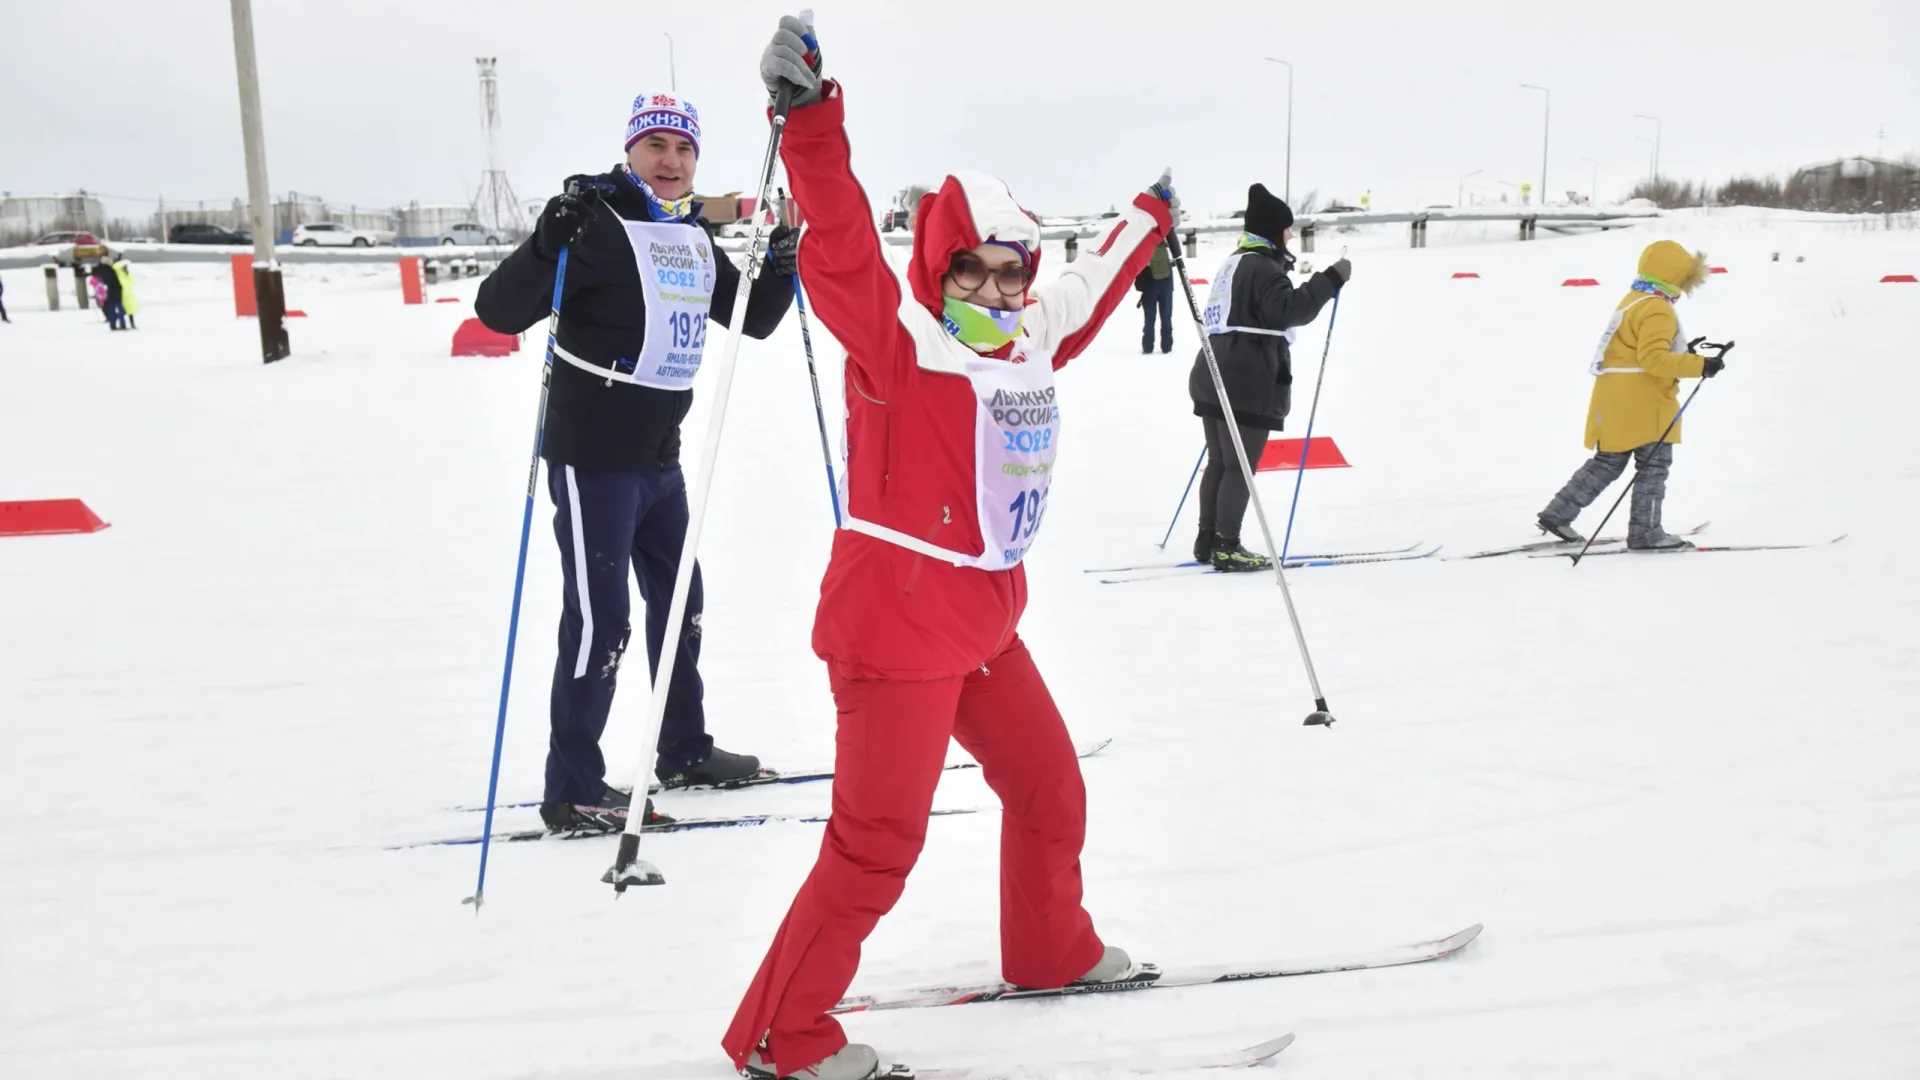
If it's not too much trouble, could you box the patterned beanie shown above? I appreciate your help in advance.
[625,91,701,157]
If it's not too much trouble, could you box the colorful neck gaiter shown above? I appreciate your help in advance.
[622,167,696,223]
[941,296,1024,353]
[1632,275,1681,301]
[1236,231,1277,252]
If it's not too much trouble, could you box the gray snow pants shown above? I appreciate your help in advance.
[1541,442,1675,545]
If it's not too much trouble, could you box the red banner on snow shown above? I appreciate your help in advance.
[0,499,110,537]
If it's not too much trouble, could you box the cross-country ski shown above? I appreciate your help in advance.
[871,1032,1295,1079]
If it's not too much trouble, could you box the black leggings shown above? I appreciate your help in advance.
[1198,417,1269,540]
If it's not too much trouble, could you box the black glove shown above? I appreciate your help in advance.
[767,224,800,276]
[1687,335,1708,353]
[1698,339,1733,377]
[534,188,592,260]
[1328,257,1352,285]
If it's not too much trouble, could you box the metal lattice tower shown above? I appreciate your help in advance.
[475,58,525,236]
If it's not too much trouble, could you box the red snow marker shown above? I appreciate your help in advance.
[435,297,460,304]
[1562,278,1600,287]
[0,499,110,537]
[230,253,256,316]
[400,256,425,304]
[1710,266,1728,274]
[1883,274,1918,283]
[286,310,307,318]
[1451,272,1480,279]
[451,318,520,357]
[1190,278,1209,285]
[1257,436,1349,472]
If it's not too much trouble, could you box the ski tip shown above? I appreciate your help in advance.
[1079,737,1116,758]
[1243,1033,1297,1062]
[1434,923,1485,955]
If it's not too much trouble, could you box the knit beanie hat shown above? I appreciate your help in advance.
[625,91,701,157]
[1243,183,1294,242]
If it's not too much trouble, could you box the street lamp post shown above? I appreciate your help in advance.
[1458,168,1483,207]
[1521,83,1550,206]
[1635,136,1656,184]
[664,33,677,92]
[1635,114,1661,179]
[1263,57,1294,204]
[1581,156,1598,204]
[227,0,289,363]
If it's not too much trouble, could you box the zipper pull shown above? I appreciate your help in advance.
[979,663,990,676]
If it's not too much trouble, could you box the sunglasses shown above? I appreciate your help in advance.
[948,251,1032,295]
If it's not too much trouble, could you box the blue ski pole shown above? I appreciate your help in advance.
[1156,444,1207,550]
[777,188,841,527]
[465,237,572,912]
[1279,288,1341,563]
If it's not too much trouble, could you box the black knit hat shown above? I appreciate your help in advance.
[1243,183,1294,241]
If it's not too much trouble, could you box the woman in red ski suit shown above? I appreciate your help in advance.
[725,16,1178,1080]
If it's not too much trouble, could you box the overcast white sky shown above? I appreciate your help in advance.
[4,0,1917,220]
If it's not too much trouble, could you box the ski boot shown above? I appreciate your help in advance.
[1537,514,1582,543]
[1193,528,1218,563]
[1629,531,1694,552]
[656,746,765,790]
[1209,538,1272,573]
[745,1043,882,1080]
[539,787,674,836]
[1071,945,1139,984]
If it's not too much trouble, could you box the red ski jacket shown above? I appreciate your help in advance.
[781,84,1173,680]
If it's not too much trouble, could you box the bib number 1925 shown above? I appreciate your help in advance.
[1007,486,1049,542]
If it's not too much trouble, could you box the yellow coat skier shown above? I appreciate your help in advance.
[111,257,141,322]
[1538,240,1726,551]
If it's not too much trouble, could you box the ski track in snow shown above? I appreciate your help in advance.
[3,212,1920,1078]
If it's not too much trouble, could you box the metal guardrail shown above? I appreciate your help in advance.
[0,207,1662,270]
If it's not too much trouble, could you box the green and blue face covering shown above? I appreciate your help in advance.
[941,296,1025,352]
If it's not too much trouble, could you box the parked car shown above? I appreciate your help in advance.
[292,222,386,247]
[32,231,111,265]
[440,222,502,246]
[168,223,252,245]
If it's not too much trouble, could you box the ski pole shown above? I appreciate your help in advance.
[1165,187,1336,727]
[1570,341,1730,566]
[1279,268,1343,563]
[776,187,841,528]
[604,71,806,895]
[466,212,578,912]
[1155,444,1207,550]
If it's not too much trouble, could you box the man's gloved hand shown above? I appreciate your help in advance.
[534,187,592,260]
[1328,257,1353,285]
[760,14,823,108]
[767,225,800,276]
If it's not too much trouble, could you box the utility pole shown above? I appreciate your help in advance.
[1521,84,1550,206]
[1458,168,1482,207]
[1635,114,1662,180]
[1264,58,1294,204]
[664,33,677,92]
[227,0,289,363]
[1582,157,1599,204]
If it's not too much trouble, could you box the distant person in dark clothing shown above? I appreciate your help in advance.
[91,261,125,329]
[1187,183,1348,571]
[0,277,10,323]
[1134,241,1174,354]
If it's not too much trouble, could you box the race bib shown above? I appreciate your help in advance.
[616,219,718,391]
[976,350,1061,571]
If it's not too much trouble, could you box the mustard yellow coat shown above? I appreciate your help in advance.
[112,260,141,317]
[1584,240,1710,452]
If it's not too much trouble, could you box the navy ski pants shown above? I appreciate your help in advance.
[545,463,711,805]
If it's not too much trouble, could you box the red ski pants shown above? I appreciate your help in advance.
[722,636,1103,1074]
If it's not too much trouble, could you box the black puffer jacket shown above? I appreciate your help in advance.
[476,166,794,469]
[1188,244,1341,431]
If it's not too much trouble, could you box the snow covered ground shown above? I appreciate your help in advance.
[3,209,1918,1078]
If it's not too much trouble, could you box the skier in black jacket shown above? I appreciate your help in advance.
[475,90,798,834]
[1187,184,1347,571]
